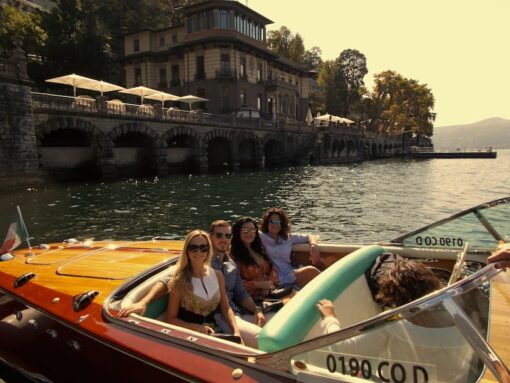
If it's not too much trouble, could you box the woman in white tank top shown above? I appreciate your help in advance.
[166,230,242,341]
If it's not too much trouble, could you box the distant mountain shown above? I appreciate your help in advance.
[432,117,510,149]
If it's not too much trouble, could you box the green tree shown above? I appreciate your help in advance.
[267,26,322,68]
[337,49,367,115]
[302,46,322,70]
[367,70,435,135]
[317,60,345,115]
[0,5,46,55]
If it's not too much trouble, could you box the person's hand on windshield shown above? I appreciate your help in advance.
[488,246,510,271]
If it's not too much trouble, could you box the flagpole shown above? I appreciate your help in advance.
[16,205,32,252]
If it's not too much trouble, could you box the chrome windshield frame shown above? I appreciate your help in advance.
[255,264,508,380]
[389,196,510,246]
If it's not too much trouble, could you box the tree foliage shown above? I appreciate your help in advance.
[316,49,368,116]
[366,70,435,135]
[26,0,177,85]
[267,26,322,69]
[0,5,47,56]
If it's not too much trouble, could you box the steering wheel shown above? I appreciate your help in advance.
[448,242,469,286]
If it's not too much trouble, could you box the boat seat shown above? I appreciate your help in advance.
[258,245,384,353]
[120,266,175,321]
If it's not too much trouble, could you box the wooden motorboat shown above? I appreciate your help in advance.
[1,198,510,382]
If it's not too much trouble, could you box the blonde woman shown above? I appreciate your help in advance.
[166,230,242,342]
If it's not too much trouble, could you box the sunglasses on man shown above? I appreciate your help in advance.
[213,232,233,239]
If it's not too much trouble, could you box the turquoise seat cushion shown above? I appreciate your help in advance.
[258,245,384,352]
[145,294,169,319]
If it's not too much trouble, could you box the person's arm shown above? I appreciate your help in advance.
[308,234,321,266]
[166,288,214,334]
[216,271,242,340]
[240,296,265,327]
[291,233,321,266]
[317,299,340,334]
[118,281,167,318]
[488,246,510,270]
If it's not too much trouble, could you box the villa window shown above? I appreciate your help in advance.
[220,54,231,76]
[257,94,262,110]
[257,63,262,83]
[207,11,214,29]
[134,67,142,86]
[240,57,246,79]
[133,39,139,52]
[236,15,241,32]
[196,56,205,80]
[198,13,205,30]
[171,65,179,86]
[221,87,230,111]
[219,10,228,29]
[172,34,177,43]
[240,89,246,106]
[159,68,167,88]
[159,37,165,47]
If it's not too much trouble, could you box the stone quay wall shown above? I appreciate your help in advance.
[0,48,41,190]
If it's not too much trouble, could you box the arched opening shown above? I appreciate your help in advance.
[264,139,284,168]
[339,140,346,157]
[332,139,340,158]
[166,134,196,173]
[238,139,258,169]
[39,128,98,180]
[114,131,157,178]
[371,143,378,158]
[346,140,355,157]
[207,136,231,171]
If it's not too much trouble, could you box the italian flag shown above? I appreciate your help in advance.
[0,207,29,255]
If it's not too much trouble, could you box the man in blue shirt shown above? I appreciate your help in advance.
[118,220,265,348]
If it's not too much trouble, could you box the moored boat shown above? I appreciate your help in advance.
[1,198,510,382]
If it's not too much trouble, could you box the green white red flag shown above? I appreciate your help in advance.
[0,206,30,255]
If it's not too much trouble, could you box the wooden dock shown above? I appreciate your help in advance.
[409,148,497,159]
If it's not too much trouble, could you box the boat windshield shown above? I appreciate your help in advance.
[262,265,507,382]
[391,197,510,251]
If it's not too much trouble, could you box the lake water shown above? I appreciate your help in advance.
[1,150,509,245]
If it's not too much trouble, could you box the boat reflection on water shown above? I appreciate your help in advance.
[0,197,509,382]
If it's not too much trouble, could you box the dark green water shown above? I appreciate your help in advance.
[1,150,509,245]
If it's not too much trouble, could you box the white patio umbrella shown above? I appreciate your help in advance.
[144,91,180,108]
[45,73,97,97]
[176,95,209,111]
[338,117,354,125]
[78,80,125,96]
[119,86,160,104]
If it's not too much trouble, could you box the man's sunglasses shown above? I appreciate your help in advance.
[213,232,233,239]
[188,244,209,253]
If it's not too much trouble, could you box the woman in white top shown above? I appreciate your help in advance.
[166,229,241,341]
[259,208,320,288]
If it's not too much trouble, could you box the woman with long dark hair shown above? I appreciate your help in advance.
[230,217,279,301]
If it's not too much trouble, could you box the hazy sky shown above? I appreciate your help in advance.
[248,0,510,127]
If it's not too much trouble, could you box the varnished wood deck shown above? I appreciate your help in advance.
[482,270,510,382]
[2,240,184,305]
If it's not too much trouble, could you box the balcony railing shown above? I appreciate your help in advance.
[29,92,308,131]
[30,92,379,138]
